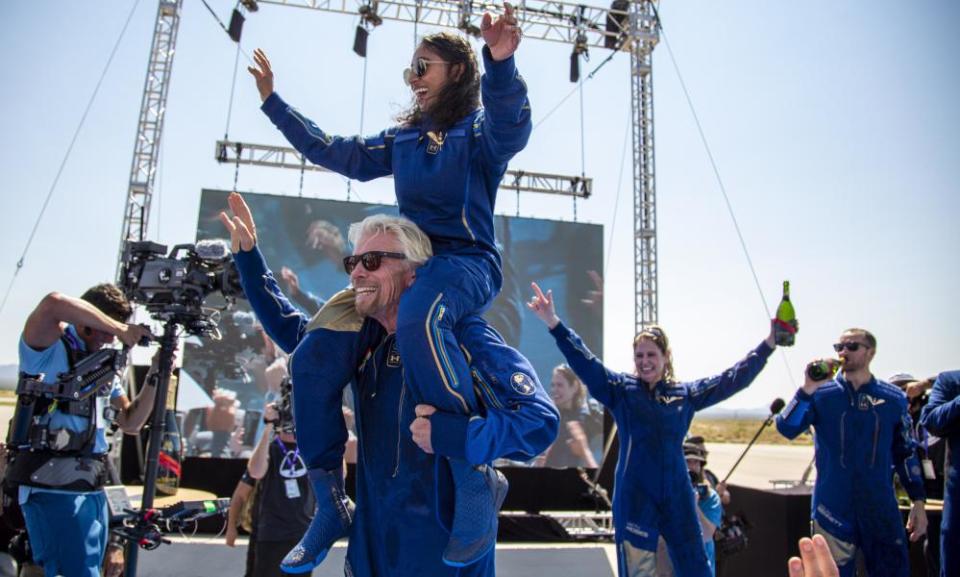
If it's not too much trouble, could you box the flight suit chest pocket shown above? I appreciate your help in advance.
[393,129,470,211]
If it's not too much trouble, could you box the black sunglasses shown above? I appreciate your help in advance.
[343,251,407,274]
[402,57,448,85]
[833,342,868,353]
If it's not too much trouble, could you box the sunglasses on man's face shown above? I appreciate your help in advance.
[833,342,868,353]
[402,58,449,85]
[343,251,407,275]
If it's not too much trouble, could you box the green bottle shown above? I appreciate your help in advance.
[774,281,798,346]
[806,359,841,382]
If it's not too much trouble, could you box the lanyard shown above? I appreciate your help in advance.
[274,437,307,478]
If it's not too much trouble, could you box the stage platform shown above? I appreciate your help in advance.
[137,539,618,577]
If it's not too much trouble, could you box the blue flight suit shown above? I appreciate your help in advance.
[777,374,926,577]
[260,45,532,425]
[548,321,773,577]
[234,245,558,576]
[920,370,960,577]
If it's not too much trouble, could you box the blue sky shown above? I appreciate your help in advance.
[1,0,957,409]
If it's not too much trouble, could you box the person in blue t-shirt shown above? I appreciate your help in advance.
[8,284,155,577]
[685,443,723,576]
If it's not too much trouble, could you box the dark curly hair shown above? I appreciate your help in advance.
[81,283,132,323]
[396,32,481,132]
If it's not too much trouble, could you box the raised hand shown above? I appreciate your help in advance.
[787,535,839,577]
[280,266,302,296]
[481,2,522,61]
[527,282,560,329]
[218,192,258,252]
[247,48,275,102]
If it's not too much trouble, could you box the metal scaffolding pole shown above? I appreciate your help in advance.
[629,1,658,332]
[116,0,182,280]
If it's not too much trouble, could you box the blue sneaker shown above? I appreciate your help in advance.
[442,461,509,567]
[281,467,353,574]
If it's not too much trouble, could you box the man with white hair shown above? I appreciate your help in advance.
[221,192,558,576]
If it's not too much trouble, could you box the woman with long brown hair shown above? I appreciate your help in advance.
[528,281,776,577]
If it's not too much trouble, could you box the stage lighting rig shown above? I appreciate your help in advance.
[458,16,482,38]
[354,3,383,57]
[568,5,589,82]
[569,32,589,83]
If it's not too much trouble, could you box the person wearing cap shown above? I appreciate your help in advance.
[683,437,730,506]
[888,372,944,576]
[920,370,960,577]
[527,281,776,577]
[776,328,927,577]
[685,443,723,576]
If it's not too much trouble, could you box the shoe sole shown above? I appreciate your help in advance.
[442,470,510,567]
[280,547,330,574]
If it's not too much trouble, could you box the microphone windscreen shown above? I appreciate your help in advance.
[770,398,786,414]
[195,239,230,261]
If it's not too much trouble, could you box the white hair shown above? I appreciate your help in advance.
[348,214,433,267]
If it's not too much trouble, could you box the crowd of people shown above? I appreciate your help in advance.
[1,2,957,577]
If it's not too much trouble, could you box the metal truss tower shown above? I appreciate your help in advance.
[116,0,183,278]
[629,2,659,331]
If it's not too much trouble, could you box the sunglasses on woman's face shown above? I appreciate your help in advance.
[402,58,449,85]
[343,251,407,275]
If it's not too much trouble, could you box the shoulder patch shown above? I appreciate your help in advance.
[510,372,536,396]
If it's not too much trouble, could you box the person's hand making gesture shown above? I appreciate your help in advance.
[482,2,523,61]
[247,48,275,102]
[527,282,560,329]
[219,192,258,253]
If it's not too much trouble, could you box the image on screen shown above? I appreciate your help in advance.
[177,190,604,468]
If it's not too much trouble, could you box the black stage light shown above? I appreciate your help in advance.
[605,0,629,50]
[354,25,370,57]
[241,0,259,12]
[569,33,589,83]
[227,8,244,43]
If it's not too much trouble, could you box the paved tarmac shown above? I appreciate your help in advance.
[704,442,815,490]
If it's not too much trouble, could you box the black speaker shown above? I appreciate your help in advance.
[228,9,245,43]
[353,25,369,58]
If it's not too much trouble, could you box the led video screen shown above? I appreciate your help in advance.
[179,189,604,469]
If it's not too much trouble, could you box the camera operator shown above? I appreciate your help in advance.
[242,400,315,577]
[5,284,154,577]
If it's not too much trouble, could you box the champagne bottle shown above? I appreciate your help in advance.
[806,359,841,382]
[774,281,798,346]
[156,409,183,496]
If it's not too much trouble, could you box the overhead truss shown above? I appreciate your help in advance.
[259,0,648,50]
[216,139,592,198]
